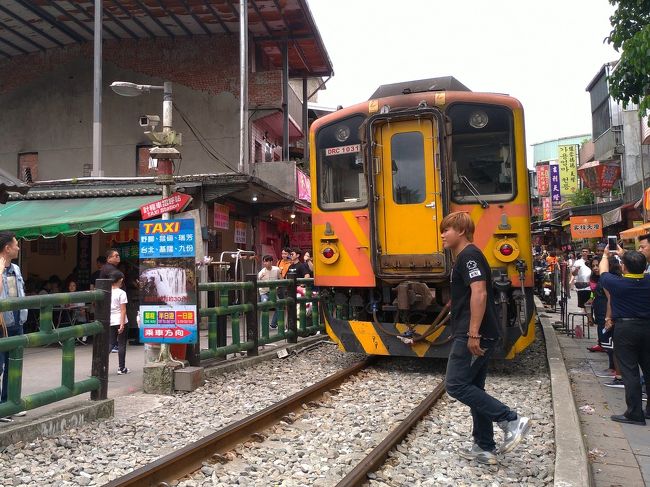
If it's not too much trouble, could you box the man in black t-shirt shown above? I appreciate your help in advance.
[288,249,311,279]
[441,212,531,465]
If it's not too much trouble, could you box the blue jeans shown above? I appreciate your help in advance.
[445,337,516,451]
[260,293,278,328]
[1,325,23,403]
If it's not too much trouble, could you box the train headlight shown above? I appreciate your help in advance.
[335,125,350,142]
[469,110,489,129]
[319,242,339,264]
[493,238,520,263]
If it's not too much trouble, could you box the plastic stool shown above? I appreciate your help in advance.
[567,312,589,338]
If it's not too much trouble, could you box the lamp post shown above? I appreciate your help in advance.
[110,80,181,363]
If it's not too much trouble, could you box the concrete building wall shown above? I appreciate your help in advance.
[0,36,286,180]
[621,108,650,203]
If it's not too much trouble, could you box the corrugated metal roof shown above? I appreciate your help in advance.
[0,0,332,77]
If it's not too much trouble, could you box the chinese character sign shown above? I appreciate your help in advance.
[234,221,247,245]
[542,197,552,220]
[213,203,230,230]
[569,216,603,239]
[549,163,561,203]
[558,145,579,196]
[138,218,198,344]
[536,164,550,196]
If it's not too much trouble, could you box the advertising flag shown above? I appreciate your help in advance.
[550,162,561,204]
[558,145,579,196]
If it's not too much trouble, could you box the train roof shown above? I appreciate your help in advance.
[369,76,471,99]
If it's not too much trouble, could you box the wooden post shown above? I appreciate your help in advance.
[244,273,259,356]
[287,269,298,343]
[91,279,111,401]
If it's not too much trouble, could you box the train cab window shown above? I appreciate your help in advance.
[449,104,516,203]
[391,131,426,204]
[316,115,367,210]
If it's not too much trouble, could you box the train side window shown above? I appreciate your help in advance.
[316,115,367,210]
[390,131,425,204]
[448,104,516,203]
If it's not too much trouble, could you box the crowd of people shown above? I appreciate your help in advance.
[538,236,650,426]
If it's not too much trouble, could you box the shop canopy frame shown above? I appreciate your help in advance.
[0,195,160,240]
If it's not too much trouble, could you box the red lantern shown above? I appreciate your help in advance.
[577,161,621,195]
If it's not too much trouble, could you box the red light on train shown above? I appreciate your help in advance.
[499,244,514,256]
[322,247,335,259]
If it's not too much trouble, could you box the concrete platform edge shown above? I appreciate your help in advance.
[203,335,328,377]
[0,399,114,449]
[536,297,593,487]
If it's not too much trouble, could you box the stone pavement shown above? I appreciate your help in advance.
[539,292,650,487]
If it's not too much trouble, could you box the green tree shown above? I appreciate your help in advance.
[567,188,595,207]
[606,1,650,117]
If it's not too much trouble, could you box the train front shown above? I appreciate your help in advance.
[309,78,535,359]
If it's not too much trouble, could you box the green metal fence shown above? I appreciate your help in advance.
[0,280,111,418]
[197,273,324,362]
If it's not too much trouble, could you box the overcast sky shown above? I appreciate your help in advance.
[308,0,618,166]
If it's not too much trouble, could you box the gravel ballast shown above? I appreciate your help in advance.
[0,328,554,487]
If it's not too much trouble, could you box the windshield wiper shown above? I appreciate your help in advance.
[459,175,489,208]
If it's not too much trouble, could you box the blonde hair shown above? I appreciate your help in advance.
[440,212,475,242]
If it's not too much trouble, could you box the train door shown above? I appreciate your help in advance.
[375,118,446,275]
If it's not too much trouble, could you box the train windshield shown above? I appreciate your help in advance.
[316,115,367,210]
[449,104,516,203]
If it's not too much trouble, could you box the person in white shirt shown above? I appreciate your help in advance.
[571,248,593,308]
[109,270,129,374]
[258,255,282,329]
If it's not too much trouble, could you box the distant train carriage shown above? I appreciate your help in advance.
[310,77,534,359]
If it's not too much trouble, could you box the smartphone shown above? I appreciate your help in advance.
[608,235,618,251]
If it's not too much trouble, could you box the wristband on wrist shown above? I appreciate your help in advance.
[467,333,482,339]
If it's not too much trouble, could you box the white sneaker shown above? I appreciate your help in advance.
[13,411,26,417]
[458,443,498,465]
[498,415,531,453]
[117,367,129,375]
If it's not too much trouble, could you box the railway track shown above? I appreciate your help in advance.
[105,357,446,487]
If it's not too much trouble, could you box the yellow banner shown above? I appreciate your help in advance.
[558,145,579,195]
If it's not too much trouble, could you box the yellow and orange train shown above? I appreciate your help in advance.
[309,77,534,359]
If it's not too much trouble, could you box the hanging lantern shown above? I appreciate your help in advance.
[577,161,621,195]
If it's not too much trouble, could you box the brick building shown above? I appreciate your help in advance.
[0,0,332,293]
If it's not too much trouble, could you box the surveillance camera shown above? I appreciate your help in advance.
[139,114,160,128]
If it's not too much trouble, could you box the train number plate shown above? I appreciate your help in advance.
[325,144,361,156]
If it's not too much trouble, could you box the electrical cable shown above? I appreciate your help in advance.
[172,102,238,172]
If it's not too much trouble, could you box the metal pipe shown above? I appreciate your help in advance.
[92,0,103,177]
[282,38,289,161]
[640,113,647,222]
[238,0,249,174]
[302,77,309,165]
[163,81,173,134]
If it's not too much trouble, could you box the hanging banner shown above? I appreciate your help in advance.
[234,220,247,245]
[213,203,230,230]
[296,169,311,203]
[542,197,552,220]
[550,162,561,204]
[558,145,579,195]
[138,219,198,344]
[569,215,603,239]
[536,164,550,196]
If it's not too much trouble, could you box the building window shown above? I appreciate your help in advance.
[136,145,157,176]
[18,152,38,182]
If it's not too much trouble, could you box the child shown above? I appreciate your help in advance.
[109,270,129,374]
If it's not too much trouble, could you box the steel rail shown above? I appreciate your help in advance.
[335,380,447,487]
[104,357,376,487]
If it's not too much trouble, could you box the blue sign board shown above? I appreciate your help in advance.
[138,219,195,258]
[138,218,198,345]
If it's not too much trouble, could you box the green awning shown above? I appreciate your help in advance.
[0,195,160,239]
